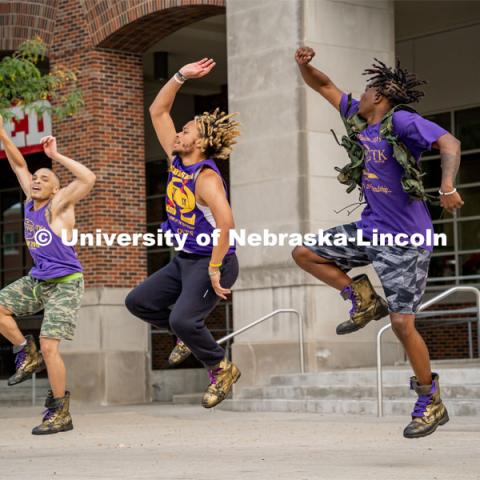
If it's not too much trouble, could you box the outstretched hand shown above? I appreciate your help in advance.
[40,136,58,159]
[295,47,315,65]
[180,58,216,79]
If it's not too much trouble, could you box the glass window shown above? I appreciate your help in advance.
[425,106,480,289]
[455,107,480,151]
[458,220,480,251]
[432,222,454,253]
[146,160,169,196]
[458,153,480,185]
[421,158,441,190]
[145,159,171,276]
[457,186,480,219]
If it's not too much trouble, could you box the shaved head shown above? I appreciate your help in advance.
[34,168,60,188]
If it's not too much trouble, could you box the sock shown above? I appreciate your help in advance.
[19,339,27,348]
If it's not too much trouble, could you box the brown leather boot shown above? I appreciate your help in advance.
[336,274,389,335]
[8,335,45,386]
[403,373,449,439]
[32,391,74,435]
[168,339,192,366]
[202,358,241,408]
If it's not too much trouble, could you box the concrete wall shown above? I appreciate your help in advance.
[227,0,402,390]
[395,2,480,113]
[60,288,150,405]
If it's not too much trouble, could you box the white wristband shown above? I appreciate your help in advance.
[438,187,457,196]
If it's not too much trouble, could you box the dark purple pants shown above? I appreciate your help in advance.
[125,252,239,366]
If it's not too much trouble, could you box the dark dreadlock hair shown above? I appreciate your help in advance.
[363,58,427,105]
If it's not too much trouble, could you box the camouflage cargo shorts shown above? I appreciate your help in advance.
[304,223,431,314]
[0,275,84,341]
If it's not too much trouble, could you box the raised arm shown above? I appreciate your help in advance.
[434,133,464,213]
[0,116,32,198]
[295,47,344,111]
[41,136,96,212]
[149,58,216,164]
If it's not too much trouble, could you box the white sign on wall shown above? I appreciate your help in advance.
[0,101,52,158]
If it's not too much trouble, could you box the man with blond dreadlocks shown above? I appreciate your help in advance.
[292,48,464,438]
[126,58,241,408]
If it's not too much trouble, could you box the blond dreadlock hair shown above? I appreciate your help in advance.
[194,108,240,160]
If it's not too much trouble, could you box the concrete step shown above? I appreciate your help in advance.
[237,384,480,401]
[171,393,204,405]
[219,398,480,416]
[270,365,480,387]
[0,378,50,406]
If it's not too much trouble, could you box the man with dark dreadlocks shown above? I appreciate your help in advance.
[126,58,241,408]
[292,47,464,438]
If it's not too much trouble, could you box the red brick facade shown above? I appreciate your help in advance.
[0,1,57,50]
[0,0,225,288]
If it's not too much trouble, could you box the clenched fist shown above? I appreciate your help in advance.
[295,47,315,65]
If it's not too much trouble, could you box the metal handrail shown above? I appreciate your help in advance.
[376,286,480,417]
[216,308,305,374]
[150,308,305,373]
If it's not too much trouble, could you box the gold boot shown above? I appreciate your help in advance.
[32,391,73,435]
[336,274,389,335]
[202,358,241,408]
[168,339,192,366]
[403,373,449,439]
[8,335,45,386]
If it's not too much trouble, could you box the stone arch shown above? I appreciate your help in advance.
[83,0,225,53]
[0,0,57,50]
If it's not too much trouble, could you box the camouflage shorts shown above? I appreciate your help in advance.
[0,275,84,341]
[305,223,431,314]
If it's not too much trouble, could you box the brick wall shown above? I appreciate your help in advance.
[0,1,56,50]
[417,302,478,359]
[0,0,225,289]
[49,0,147,288]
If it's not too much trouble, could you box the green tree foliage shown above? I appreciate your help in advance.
[0,37,84,120]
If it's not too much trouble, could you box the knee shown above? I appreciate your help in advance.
[0,305,12,320]
[169,312,193,338]
[390,315,415,339]
[39,338,59,359]
[292,246,309,265]
[125,290,141,315]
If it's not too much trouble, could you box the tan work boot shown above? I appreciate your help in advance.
[8,335,45,386]
[403,373,449,439]
[32,391,74,435]
[168,339,192,366]
[202,358,241,408]
[336,274,389,335]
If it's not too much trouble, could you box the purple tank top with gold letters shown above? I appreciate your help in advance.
[161,156,235,255]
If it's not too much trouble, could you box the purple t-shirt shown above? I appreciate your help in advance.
[339,94,448,251]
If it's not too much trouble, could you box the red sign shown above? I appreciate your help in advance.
[0,101,52,159]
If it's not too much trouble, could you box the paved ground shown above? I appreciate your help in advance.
[0,403,479,480]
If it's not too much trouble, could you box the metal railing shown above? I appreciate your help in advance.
[216,308,305,374]
[376,286,480,417]
[150,308,305,374]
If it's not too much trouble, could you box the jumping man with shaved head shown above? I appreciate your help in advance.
[0,117,95,434]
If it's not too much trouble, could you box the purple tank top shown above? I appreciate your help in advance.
[161,156,235,255]
[24,200,83,280]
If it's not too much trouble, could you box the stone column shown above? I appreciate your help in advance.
[227,0,401,389]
